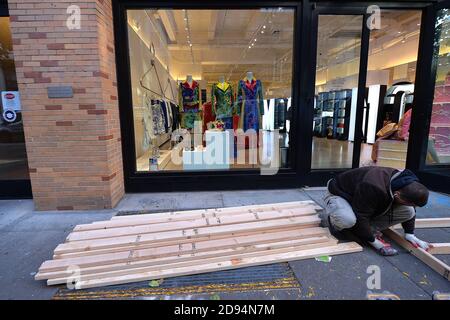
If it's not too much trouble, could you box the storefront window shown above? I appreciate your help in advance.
[0,17,29,180]
[426,8,450,165]
[126,8,295,173]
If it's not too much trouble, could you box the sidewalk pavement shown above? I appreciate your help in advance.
[0,188,449,300]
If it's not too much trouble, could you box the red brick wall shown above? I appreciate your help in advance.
[7,0,124,210]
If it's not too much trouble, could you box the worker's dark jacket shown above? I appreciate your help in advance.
[328,166,399,242]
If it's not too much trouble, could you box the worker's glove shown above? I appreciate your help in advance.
[370,236,399,256]
[404,233,433,251]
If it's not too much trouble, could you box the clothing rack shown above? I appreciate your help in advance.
[139,59,177,105]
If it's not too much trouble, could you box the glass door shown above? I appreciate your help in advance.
[307,6,370,182]
[311,14,365,170]
[0,14,31,198]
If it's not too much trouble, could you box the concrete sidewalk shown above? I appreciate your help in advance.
[0,188,449,300]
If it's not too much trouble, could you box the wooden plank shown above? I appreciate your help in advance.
[55,224,305,257]
[54,227,330,260]
[428,243,450,255]
[40,227,329,273]
[74,203,320,232]
[45,238,338,285]
[109,200,319,221]
[393,218,450,229]
[67,207,318,242]
[54,215,321,255]
[39,235,336,281]
[68,242,362,289]
[383,229,450,281]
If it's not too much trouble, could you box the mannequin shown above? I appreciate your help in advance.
[236,71,264,132]
[179,75,201,130]
[211,76,234,129]
[186,75,193,86]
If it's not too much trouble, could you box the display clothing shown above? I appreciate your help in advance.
[202,101,216,133]
[211,82,235,119]
[169,102,180,131]
[236,77,264,131]
[274,98,288,130]
[151,100,166,136]
[179,80,201,129]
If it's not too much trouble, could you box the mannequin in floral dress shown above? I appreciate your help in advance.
[211,76,234,130]
[236,72,264,132]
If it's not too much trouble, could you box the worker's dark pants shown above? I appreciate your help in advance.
[323,192,416,234]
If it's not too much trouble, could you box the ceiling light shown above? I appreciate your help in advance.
[261,30,265,34]
[263,25,266,29]
[248,46,251,49]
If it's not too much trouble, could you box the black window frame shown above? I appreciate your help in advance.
[0,1,32,199]
[113,0,305,192]
[113,0,448,194]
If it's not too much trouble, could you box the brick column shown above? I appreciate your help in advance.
[7,0,124,210]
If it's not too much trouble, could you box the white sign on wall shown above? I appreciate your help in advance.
[1,91,22,111]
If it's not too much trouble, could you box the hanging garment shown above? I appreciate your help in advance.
[170,102,180,131]
[179,81,201,129]
[142,107,154,152]
[211,82,234,119]
[236,77,265,131]
[151,100,166,135]
[274,98,288,130]
[202,101,216,133]
[160,100,169,133]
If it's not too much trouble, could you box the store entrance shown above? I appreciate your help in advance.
[307,5,423,185]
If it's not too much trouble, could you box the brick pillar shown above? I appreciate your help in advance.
[7,0,124,210]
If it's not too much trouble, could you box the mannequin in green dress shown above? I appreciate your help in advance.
[211,76,235,129]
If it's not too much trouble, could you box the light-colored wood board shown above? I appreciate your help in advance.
[69,242,362,289]
[383,229,450,281]
[393,218,450,229]
[55,224,306,257]
[109,200,319,221]
[40,236,337,282]
[428,243,450,255]
[74,203,321,232]
[40,229,329,273]
[54,215,321,255]
[67,207,318,242]
[54,227,330,260]
[45,239,338,285]
[47,237,331,280]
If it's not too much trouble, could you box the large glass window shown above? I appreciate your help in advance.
[0,17,29,181]
[361,10,421,170]
[426,8,450,165]
[312,15,363,169]
[126,8,295,173]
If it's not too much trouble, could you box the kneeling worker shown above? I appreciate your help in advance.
[323,166,431,256]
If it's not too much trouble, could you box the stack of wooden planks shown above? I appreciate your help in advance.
[35,201,362,289]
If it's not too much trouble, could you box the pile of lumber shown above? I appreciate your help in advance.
[35,201,362,289]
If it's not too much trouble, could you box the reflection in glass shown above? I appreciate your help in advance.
[427,9,450,165]
[0,17,29,180]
